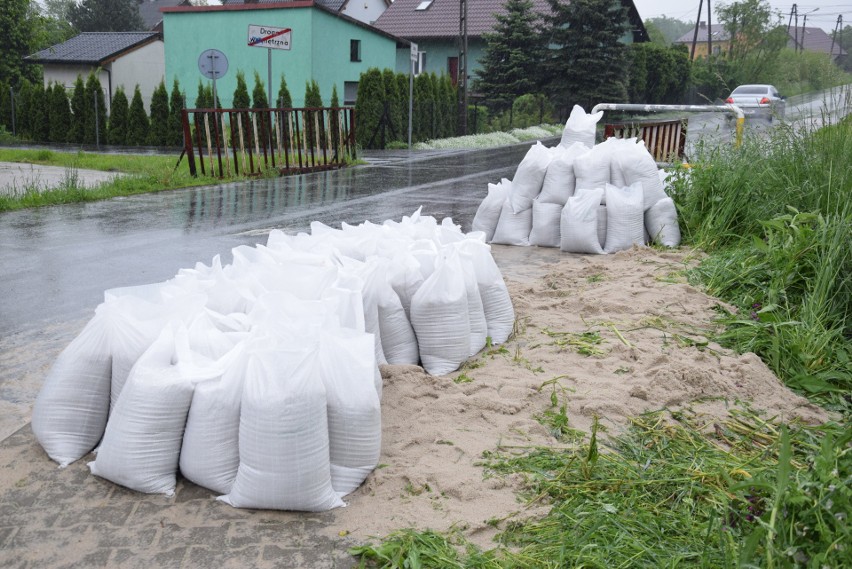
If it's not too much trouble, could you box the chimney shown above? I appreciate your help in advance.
[699,21,707,28]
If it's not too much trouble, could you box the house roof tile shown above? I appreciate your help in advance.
[222,0,348,12]
[373,0,555,40]
[673,23,729,44]
[138,0,188,30]
[788,26,846,56]
[25,32,162,65]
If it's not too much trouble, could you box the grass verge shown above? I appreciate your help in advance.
[0,148,275,212]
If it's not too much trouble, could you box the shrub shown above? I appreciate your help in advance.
[147,80,170,146]
[108,86,129,146]
[126,85,149,146]
[48,83,71,143]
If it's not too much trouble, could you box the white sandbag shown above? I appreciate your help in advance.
[179,343,248,495]
[105,292,206,414]
[89,323,219,496]
[458,249,488,356]
[378,283,420,365]
[645,197,682,247]
[386,251,427,318]
[471,180,509,242]
[573,139,618,193]
[603,183,646,254]
[597,205,608,250]
[220,342,344,511]
[508,142,552,213]
[32,305,112,468]
[352,260,388,365]
[539,143,586,205]
[491,199,532,247]
[457,240,514,345]
[611,139,670,210]
[410,251,471,375]
[318,330,381,496]
[559,105,603,149]
[529,200,563,248]
[560,188,605,255]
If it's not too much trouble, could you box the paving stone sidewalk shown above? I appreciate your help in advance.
[0,425,359,568]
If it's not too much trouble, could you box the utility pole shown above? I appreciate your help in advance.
[706,0,713,60]
[830,15,843,60]
[794,5,800,53]
[690,0,704,60]
[458,0,468,135]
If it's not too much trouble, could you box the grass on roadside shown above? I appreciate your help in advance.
[353,408,851,568]
[0,148,277,211]
[668,116,852,413]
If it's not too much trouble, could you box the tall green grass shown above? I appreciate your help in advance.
[669,117,852,411]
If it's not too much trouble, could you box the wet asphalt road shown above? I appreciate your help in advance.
[0,143,546,338]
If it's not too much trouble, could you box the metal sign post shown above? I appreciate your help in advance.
[409,42,417,148]
[198,49,229,109]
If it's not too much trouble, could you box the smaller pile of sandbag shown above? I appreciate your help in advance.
[472,105,681,254]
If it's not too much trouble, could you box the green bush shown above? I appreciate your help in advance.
[84,73,107,145]
[232,70,250,109]
[48,83,71,143]
[147,80,170,146]
[354,67,384,148]
[68,75,87,143]
[108,87,128,146]
[126,85,149,146]
[167,78,184,147]
[252,70,268,109]
[29,81,48,142]
[276,73,292,108]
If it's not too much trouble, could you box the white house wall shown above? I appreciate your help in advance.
[109,40,165,112]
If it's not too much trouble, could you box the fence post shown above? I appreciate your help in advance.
[93,90,100,149]
[10,87,15,136]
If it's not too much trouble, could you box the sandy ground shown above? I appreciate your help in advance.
[0,244,828,566]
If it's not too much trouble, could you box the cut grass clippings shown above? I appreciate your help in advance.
[353,409,851,568]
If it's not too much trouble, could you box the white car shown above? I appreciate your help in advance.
[726,84,786,121]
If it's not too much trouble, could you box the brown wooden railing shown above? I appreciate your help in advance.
[181,106,356,178]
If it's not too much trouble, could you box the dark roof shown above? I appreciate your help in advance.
[138,0,189,30]
[374,0,553,39]
[373,0,648,42]
[673,23,729,44]
[25,32,162,65]
[788,26,846,57]
[222,0,347,12]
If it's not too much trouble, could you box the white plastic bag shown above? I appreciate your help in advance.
[508,142,552,213]
[471,180,510,242]
[645,197,682,247]
[89,323,220,496]
[529,200,563,248]
[318,330,381,496]
[560,188,606,255]
[603,182,646,253]
[410,250,471,375]
[457,240,514,345]
[220,342,344,511]
[539,143,586,205]
[32,305,112,468]
[559,105,603,149]
[491,199,532,247]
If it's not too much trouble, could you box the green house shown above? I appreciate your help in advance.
[162,2,409,108]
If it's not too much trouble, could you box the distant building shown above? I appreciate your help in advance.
[162,2,407,107]
[787,26,846,61]
[674,22,847,62]
[220,0,393,25]
[25,32,165,112]
[138,0,191,32]
[673,22,730,60]
[373,0,649,83]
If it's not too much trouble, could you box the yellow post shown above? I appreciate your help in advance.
[735,117,745,147]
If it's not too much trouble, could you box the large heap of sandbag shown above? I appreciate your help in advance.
[473,105,681,253]
[31,210,514,510]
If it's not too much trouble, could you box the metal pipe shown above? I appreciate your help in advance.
[590,103,746,147]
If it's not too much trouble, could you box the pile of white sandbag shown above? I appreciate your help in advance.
[31,210,514,510]
[473,105,681,253]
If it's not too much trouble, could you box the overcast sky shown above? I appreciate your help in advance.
[631,0,847,33]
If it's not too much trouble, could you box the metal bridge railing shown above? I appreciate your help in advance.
[181,106,356,178]
[591,103,746,163]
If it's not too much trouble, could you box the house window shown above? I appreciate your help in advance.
[416,0,433,10]
[344,81,358,105]
[350,39,361,62]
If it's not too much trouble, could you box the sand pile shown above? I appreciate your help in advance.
[327,244,825,548]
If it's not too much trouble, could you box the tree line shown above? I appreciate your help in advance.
[0,69,348,148]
